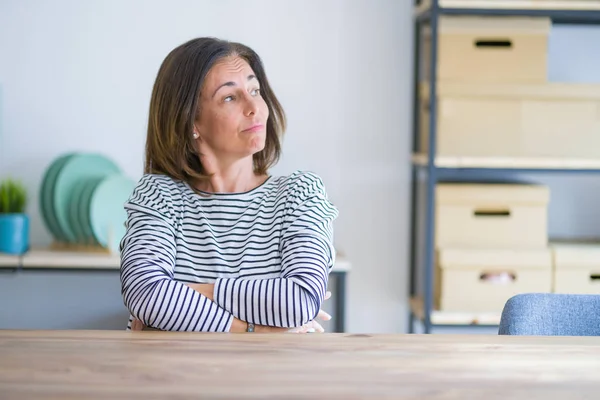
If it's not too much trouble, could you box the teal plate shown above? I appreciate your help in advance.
[78,177,104,245]
[89,175,135,253]
[52,154,121,244]
[40,153,76,242]
[67,178,94,245]
[39,155,65,240]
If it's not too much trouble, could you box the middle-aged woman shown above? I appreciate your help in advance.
[120,37,339,333]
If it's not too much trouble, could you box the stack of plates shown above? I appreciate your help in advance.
[39,153,135,254]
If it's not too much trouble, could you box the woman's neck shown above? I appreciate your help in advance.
[195,158,267,194]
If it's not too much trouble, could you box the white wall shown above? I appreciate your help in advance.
[3,1,600,334]
[0,0,412,333]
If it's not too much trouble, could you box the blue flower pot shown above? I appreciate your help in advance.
[0,214,29,255]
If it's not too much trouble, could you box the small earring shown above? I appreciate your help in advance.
[193,132,199,139]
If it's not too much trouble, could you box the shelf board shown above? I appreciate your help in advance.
[333,255,352,272]
[15,248,351,273]
[410,297,501,326]
[419,0,600,11]
[415,1,600,23]
[0,253,20,268]
[21,249,121,270]
[412,154,600,173]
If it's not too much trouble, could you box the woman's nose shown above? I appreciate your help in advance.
[244,94,259,116]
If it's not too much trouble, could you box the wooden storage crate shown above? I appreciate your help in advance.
[436,183,549,248]
[552,243,600,294]
[420,82,600,160]
[423,16,550,84]
[435,248,553,313]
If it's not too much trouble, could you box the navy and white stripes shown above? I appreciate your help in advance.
[119,171,338,331]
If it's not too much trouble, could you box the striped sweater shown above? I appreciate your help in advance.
[119,171,338,332]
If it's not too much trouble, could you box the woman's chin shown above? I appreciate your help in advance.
[248,135,266,152]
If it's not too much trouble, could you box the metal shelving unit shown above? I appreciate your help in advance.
[408,0,600,334]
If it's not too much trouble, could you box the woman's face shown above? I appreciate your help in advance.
[194,56,269,165]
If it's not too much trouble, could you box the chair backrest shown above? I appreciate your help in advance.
[498,293,600,336]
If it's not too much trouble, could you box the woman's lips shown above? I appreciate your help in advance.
[242,124,264,133]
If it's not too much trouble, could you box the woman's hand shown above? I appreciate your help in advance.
[131,318,145,331]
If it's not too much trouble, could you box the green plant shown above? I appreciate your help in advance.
[0,178,27,214]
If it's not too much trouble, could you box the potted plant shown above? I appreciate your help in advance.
[0,178,29,254]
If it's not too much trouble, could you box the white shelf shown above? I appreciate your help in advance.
[16,248,351,272]
[333,256,351,272]
[417,0,600,11]
[411,297,501,326]
[0,254,20,268]
[21,249,120,269]
[412,153,600,170]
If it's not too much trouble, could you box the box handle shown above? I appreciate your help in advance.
[474,209,511,218]
[474,39,513,49]
[480,271,516,285]
[590,274,600,282]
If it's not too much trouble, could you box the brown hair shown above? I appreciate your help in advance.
[144,37,286,184]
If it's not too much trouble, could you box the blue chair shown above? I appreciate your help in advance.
[498,293,600,336]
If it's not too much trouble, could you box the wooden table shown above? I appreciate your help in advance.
[1,331,599,399]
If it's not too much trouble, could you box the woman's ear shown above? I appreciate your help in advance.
[192,123,201,139]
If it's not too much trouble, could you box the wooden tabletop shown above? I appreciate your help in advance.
[1,330,599,399]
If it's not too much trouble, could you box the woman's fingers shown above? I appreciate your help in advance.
[317,309,332,321]
[296,320,326,334]
[131,319,145,331]
[310,320,325,333]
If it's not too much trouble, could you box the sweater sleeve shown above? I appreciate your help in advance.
[120,175,233,332]
[213,172,338,328]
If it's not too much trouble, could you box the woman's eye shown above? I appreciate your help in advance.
[224,95,235,102]
[251,88,260,96]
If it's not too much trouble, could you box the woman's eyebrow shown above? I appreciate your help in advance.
[212,75,257,98]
